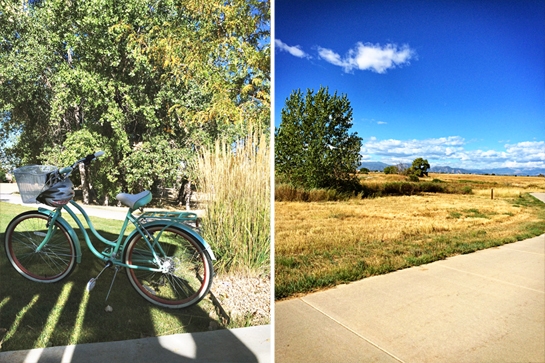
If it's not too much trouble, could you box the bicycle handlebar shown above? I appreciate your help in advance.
[59,151,105,177]
[82,151,105,165]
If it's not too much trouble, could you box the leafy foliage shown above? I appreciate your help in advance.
[0,0,270,202]
[384,165,398,175]
[409,157,430,177]
[275,87,362,191]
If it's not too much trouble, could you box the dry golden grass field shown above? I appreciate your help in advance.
[275,173,545,299]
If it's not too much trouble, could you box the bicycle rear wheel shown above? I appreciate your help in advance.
[4,211,77,283]
[124,225,213,308]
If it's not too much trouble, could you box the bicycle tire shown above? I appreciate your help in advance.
[124,225,214,309]
[4,211,77,283]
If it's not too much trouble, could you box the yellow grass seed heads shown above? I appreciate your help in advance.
[196,130,270,273]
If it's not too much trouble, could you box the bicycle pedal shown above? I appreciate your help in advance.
[143,285,156,296]
[86,278,97,292]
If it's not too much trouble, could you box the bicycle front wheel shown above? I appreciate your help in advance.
[124,225,214,309]
[4,211,77,283]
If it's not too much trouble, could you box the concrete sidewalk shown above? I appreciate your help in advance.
[276,236,545,363]
[0,325,271,363]
[276,194,545,363]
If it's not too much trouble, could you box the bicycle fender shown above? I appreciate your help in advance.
[38,208,82,263]
[129,220,216,261]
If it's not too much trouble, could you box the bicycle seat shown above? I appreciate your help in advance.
[116,190,152,210]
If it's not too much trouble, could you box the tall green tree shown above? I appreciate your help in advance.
[410,157,431,177]
[275,87,362,191]
[383,165,398,175]
[114,0,270,135]
[0,0,270,203]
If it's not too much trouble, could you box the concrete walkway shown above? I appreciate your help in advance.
[0,326,270,363]
[275,193,545,363]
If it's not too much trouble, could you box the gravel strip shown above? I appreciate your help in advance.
[209,273,271,327]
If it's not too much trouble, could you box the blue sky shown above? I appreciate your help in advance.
[274,0,545,170]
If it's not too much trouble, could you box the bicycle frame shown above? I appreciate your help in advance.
[34,199,216,272]
[6,151,216,308]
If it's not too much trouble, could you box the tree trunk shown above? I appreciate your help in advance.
[177,179,193,210]
[79,163,90,204]
[184,180,192,210]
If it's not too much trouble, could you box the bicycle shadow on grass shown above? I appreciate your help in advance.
[0,227,263,362]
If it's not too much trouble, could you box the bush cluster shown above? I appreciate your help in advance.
[276,181,473,202]
[361,181,448,198]
[275,184,352,202]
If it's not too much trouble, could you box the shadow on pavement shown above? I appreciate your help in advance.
[6,328,262,363]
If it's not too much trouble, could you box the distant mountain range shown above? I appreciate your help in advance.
[359,162,545,176]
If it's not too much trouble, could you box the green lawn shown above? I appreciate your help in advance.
[0,202,217,352]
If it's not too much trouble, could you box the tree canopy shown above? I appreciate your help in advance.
[275,87,362,191]
[409,157,430,177]
[382,158,431,178]
[0,0,269,203]
[383,165,398,175]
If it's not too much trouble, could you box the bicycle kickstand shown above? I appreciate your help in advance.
[104,266,121,302]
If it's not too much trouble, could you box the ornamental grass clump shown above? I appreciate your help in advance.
[196,130,270,274]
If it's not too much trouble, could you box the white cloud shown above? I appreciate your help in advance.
[362,118,388,125]
[505,141,545,162]
[275,39,308,58]
[315,47,343,66]
[361,137,545,170]
[318,42,416,73]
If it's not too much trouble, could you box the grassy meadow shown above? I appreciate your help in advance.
[275,173,545,299]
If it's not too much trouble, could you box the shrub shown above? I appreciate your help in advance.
[407,174,420,182]
[275,184,302,201]
[384,165,397,174]
[275,184,351,202]
[360,183,382,198]
[383,182,418,196]
[420,182,446,193]
[309,188,350,202]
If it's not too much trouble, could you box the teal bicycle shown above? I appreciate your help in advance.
[4,151,215,309]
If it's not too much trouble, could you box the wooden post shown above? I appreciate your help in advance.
[491,188,494,200]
